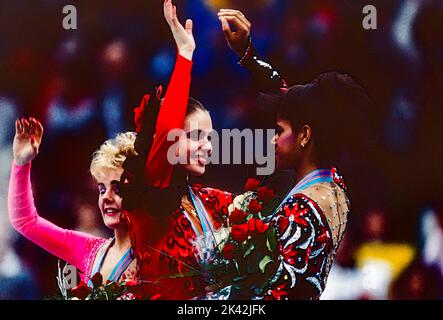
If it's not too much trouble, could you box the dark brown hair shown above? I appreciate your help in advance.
[277,71,374,166]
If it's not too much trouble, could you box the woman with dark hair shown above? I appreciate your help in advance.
[202,9,374,300]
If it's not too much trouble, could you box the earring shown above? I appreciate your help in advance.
[301,143,305,148]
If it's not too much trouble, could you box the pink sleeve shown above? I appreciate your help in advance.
[8,161,106,274]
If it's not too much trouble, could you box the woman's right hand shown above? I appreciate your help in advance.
[163,0,195,61]
[13,117,44,166]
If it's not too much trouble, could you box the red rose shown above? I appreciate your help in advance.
[231,224,249,243]
[248,199,262,214]
[229,208,247,225]
[90,272,103,288]
[255,219,269,234]
[70,281,90,300]
[222,242,237,260]
[257,187,276,203]
[243,178,261,191]
[248,217,269,234]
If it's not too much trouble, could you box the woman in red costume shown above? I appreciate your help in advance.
[117,1,234,300]
[7,0,201,295]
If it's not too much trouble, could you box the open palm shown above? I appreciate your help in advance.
[13,117,44,165]
[163,0,195,58]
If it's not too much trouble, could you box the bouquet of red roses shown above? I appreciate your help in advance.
[214,178,280,295]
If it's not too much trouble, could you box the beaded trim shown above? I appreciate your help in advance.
[237,36,254,66]
[81,238,109,283]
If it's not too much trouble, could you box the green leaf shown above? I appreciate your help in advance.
[266,227,277,252]
[104,283,118,299]
[105,282,116,294]
[242,243,255,258]
[259,255,273,274]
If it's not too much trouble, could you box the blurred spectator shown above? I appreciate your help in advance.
[99,39,131,139]
[420,206,443,277]
[0,237,40,300]
[321,233,368,300]
[0,95,17,252]
[0,96,39,299]
[45,36,99,134]
[390,259,443,300]
[354,210,415,299]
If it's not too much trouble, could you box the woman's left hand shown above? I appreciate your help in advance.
[163,0,195,60]
[217,9,251,57]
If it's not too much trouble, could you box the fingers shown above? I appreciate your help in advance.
[16,117,43,137]
[185,19,193,35]
[163,0,172,14]
[218,9,251,30]
[218,15,249,34]
[219,16,232,35]
[29,118,36,135]
[164,0,184,33]
[219,17,235,44]
[29,117,43,137]
[22,118,30,134]
[163,0,176,26]
[15,119,23,135]
[35,119,44,137]
[218,8,248,21]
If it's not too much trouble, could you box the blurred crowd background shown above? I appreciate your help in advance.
[0,0,442,299]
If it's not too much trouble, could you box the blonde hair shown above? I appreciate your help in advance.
[90,132,137,181]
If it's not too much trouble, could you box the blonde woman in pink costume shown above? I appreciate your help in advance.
[8,0,196,289]
[9,118,141,287]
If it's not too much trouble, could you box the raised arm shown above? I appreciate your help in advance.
[218,9,288,93]
[144,0,195,188]
[9,117,105,274]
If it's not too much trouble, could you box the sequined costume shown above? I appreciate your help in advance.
[118,55,235,299]
[260,168,349,300]
[200,168,349,300]
[125,184,233,299]
[243,42,349,300]
[238,37,288,94]
[201,42,350,300]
